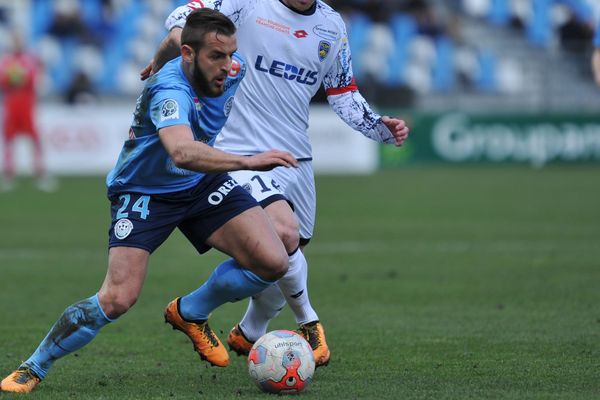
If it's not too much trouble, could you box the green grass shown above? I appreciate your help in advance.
[0,166,599,399]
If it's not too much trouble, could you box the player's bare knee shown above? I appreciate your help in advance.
[257,248,288,281]
[278,225,299,254]
[273,218,300,254]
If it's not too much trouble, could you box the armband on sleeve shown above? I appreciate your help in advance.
[327,90,395,144]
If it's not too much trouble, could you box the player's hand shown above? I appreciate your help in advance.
[246,150,299,171]
[140,61,153,81]
[382,116,410,147]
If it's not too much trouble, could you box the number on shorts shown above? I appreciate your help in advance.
[251,175,272,193]
[116,194,150,220]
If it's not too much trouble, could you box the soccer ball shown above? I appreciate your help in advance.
[247,330,315,394]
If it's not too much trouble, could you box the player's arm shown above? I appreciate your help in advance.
[159,125,298,172]
[327,89,409,147]
[141,1,190,80]
[140,28,182,80]
[324,27,409,147]
[141,2,205,80]
[141,28,183,80]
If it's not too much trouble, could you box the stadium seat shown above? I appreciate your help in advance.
[388,13,417,85]
[345,12,373,80]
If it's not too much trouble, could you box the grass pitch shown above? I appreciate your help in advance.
[0,166,599,399]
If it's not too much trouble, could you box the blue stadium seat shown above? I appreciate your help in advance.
[345,12,373,80]
[488,0,511,26]
[432,35,456,92]
[388,13,417,85]
[475,49,497,92]
[527,0,553,47]
[98,1,145,92]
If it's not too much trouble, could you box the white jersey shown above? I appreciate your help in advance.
[167,0,369,159]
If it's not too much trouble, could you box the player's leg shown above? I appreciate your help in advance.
[1,119,16,191]
[221,170,293,352]
[231,200,315,338]
[0,247,149,393]
[20,110,56,192]
[224,167,329,365]
[2,190,172,393]
[287,163,330,366]
[165,175,287,367]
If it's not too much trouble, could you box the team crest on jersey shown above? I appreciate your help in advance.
[161,99,179,121]
[318,41,331,62]
[242,182,252,194]
[114,218,133,240]
[224,96,234,116]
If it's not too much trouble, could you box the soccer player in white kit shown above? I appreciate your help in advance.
[145,0,410,367]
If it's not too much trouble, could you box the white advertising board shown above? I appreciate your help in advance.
[0,103,377,175]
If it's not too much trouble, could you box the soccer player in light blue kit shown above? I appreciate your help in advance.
[0,8,297,394]
[592,21,600,86]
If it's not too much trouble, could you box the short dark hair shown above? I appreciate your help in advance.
[181,8,236,52]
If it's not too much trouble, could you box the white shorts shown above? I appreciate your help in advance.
[228,161,316,242]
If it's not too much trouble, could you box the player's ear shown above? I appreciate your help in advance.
[181,44,195,63]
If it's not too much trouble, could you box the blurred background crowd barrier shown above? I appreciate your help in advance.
[1,0,599,175]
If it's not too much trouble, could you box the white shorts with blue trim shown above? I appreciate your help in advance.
[228,161,315,241]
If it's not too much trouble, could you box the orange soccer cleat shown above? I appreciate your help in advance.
[1,366,41,393]
[164,298,229,367]
[227,324,254,356]
[297,321,331,367]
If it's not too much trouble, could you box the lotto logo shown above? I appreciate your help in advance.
[294,30,308,39]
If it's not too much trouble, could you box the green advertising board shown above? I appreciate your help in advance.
[381,112,600,167]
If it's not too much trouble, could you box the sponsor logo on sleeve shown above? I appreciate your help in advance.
[160,99,179,121]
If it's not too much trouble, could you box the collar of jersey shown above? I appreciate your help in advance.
[278,0,317,16]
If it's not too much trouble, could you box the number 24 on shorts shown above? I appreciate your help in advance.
[116,194,150,220]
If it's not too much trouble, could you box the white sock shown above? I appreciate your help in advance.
[239,284,285,342]
[239,250,319,341]
[277,250,318,325]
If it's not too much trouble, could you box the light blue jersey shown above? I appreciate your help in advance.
[107,54,246,194]
[595,22,600,47]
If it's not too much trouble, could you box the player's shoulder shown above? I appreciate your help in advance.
[315,1,345,24]
[312,0,347,38]
[149,58,191,93]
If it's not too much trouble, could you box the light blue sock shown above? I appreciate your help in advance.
[179,259,274,321]
[23,294,113,379]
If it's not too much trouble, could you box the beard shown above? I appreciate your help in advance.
[192,57,225,98]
